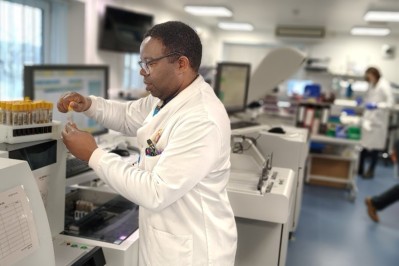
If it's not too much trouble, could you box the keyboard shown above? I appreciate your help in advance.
[66,157,92,178]
[231,121,260,130]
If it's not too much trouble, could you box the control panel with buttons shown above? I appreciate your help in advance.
[53,237,104,266]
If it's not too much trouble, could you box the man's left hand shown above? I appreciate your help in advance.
[62,122,98,162]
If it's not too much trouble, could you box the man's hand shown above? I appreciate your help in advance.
[57,92,92,113]
[62,123,98,162]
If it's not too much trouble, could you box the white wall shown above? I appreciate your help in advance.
[67,1,85,64]
[306,34,399,83]
[218,30,399,81]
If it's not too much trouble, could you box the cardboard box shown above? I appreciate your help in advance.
[310,157,351,179]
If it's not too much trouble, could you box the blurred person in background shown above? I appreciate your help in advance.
[358,67,394,179]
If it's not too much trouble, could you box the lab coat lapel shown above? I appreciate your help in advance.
[137,76,203,152]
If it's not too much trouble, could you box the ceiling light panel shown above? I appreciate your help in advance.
[218,22,254,31]
[364,11,399,22]
[184,6,233,17]
[350,27,391,36]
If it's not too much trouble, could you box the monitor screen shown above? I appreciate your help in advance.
[286,79,313,97]
[99,6,153,53]
[23,65,109,135]
[214,62,251,114]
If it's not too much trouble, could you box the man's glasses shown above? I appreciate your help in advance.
[138,52,183,74]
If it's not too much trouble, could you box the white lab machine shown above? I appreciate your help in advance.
[247,47,306,104]
[0,136,107,265]
[0,138,67,237]
[228,134,296,266]
[224,47,308,265]
[0,157,105,266]
[0,158,55,266]
[59,186,140,266]
[59,133,141,266]
[233,125,309,234]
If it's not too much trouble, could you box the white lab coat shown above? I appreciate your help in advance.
[86,76,237,265]
[361,77,394,150]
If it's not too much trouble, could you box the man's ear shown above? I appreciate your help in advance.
[177,56,190,74]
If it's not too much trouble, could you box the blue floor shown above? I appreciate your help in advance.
[286,163,399,266]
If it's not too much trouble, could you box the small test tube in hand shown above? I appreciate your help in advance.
[67,102,74,123]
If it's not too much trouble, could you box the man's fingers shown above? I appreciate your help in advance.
[61,128,67,138]
[57,100,68,113]
[67,122,78,129]
[66,123,77,133]
[63,123,79,137]
[58,92,79,112]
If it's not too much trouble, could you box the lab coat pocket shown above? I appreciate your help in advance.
[149,226,193,266]
[144,155,161,172]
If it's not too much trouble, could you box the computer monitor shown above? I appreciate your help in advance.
[24,65,109,135]
[214,62,251,114]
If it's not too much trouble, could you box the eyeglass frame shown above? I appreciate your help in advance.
[138,52,183,74]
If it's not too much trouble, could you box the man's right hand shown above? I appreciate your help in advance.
[57,92,92,113]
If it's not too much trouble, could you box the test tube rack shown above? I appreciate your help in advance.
[0,121,62,144]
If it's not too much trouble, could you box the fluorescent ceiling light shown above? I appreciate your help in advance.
[184,6,232,17]
[350,27,390,36]
[364,11,399,22]
[218,22,254,31]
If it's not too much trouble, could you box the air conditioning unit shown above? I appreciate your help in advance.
[275,25,325,38]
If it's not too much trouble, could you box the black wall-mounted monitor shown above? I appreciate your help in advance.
[214,62,251,114]
[24,65,109,136]
[99,6,153,53]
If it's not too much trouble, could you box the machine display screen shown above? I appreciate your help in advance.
[214,62,251,114]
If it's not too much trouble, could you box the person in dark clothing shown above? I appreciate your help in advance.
[358,149,379,179]
[365,184,399,222]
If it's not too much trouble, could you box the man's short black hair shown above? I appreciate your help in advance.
[144,21,202,72]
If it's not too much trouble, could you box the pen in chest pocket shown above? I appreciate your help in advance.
[145,129,163,156]
[152,128,163,143]
[146,139,158,156]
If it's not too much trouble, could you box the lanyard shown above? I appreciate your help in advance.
[153,105,161,116]
[153,100,166,116]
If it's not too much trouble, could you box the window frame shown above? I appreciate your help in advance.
[0,0,49,100]
[124,53,145,91]
[6,0,50,62]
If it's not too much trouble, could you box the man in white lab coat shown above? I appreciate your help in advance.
[59,21,237,265]
[358,67,394,179]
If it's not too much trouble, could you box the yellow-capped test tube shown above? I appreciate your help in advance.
[0,101,4,124]
[67,102,74,123]
[27,102,32,125]
[32,101,38,124]
[48,102,53,122]
[12,103,20,126]
[5,102,12,125]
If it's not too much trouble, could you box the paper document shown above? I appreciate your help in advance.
[0,186,39,265]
